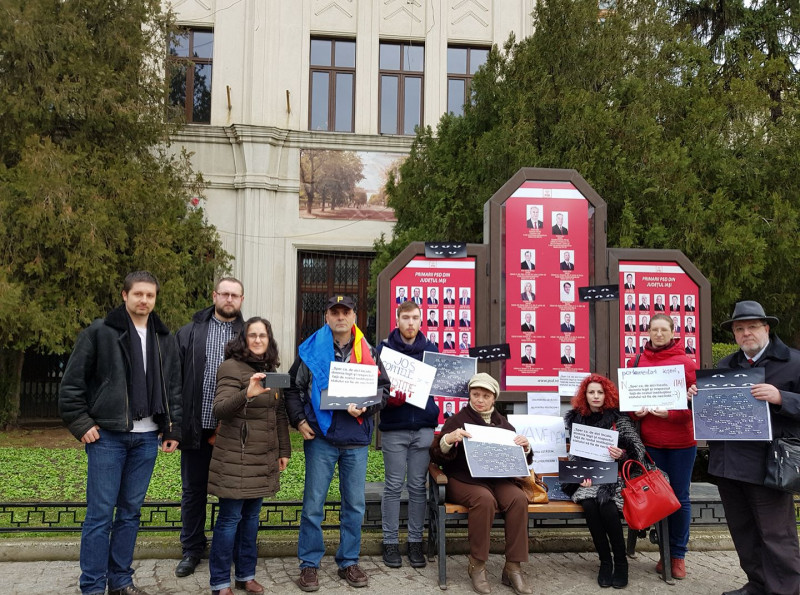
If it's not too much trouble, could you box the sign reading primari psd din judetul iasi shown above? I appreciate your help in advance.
[504,181,591,390]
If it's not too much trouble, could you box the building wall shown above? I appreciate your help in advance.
[166,0,534,361]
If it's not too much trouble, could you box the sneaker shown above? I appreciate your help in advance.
[671,557,686,579]
[337,564,368,588]
[383,542,402,568]
[407,542,426,568]
[297,567,320,592]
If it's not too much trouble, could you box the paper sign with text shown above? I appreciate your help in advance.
[568,423,618,462]
[558,371,591,398]
[508,414,567,474]
[379,347,436,410]
[322,362,380,410]
[527,392,561,416]
[618,365,687,412]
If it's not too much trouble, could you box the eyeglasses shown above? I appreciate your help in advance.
[732,323,766,334]
[217,292,243,300]
[247,333,269,341]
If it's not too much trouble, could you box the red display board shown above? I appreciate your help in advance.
[618,261,701,367]
[503,181,590,391]
[389,256,476,356]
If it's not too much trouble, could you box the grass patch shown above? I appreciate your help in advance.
[0,430,385,503]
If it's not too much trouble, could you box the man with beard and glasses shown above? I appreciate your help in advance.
[174,278,246,579]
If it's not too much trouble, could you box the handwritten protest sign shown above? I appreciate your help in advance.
[618,365,687,412]
[379,347,436,409]
[422,352,477,399]
[508,414,566,473]
[693,368,771,441]
[568,423,618,462]
[321,362,380,410]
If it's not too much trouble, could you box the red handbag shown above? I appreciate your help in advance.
[620,457,680,530]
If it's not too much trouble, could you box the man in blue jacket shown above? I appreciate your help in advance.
[376,300,439,569]
[285,295,389,592]
[59,271,182,595]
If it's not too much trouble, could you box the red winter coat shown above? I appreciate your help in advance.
[634,339,697,449]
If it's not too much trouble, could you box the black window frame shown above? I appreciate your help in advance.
[446,45,489,117]
[167,28,214,124]
[378,41,425,135]
[308,37,357,133]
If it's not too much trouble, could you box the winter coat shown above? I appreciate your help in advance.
[207,358,291,500]
[175,306,244,450]
[59,305,182,443]
[563,409,647,511]
[377,328,440,432]
[635,339,697,449]
[429,405,533,487]
[709,334,800,485]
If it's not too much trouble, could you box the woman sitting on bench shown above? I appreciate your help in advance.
[562,374,647,589]
[430,373,533,595]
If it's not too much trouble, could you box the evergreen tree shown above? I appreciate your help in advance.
[0,0,230,426]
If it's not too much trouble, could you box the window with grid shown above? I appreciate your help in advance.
[379,42,424,135]
[296,250,375,351]
[309,38,356,132]
[168,29,214,124]
[447,46,489,116]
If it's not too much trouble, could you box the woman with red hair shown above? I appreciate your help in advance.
[563,374,647,589]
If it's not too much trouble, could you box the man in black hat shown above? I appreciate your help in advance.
[285,295,389,592]
[708,300,800,595]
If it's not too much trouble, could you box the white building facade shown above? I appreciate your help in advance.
[166,0,535,360]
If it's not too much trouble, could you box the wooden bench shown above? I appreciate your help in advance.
[426,463,674,589]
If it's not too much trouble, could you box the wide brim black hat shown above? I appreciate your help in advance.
[720,300,778,331]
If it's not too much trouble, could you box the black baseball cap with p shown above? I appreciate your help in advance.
[326,295,356,311]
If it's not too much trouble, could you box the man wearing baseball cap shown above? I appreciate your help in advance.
[712,301,800,595]
[285,295,390,592]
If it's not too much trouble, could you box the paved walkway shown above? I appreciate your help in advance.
[5,551,745,594]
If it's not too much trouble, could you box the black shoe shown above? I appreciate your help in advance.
[407,541,426,568]
[109,586,149,595]
[723,589,757,595]
[175,554,201,577]
[383,542,402,568]
[597,561,613,588]
[612,561,628,589]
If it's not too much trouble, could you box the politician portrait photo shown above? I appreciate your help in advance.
[560,250,575,270]
[521,280,536,302]
[624,273,635,290]
[526,204,543,229]
[395,286,408,304]
[552,212,568,235]
[520,249,536,270]
[521,311,535,332]
[521,343,536,364]
[560,280,575,303]
[560,343,576,365]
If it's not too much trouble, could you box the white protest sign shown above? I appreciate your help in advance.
[463,423,518,445]
[558,371,591,398]
[618,364,687,412]
[327,362,378,400]
[527,392,561,416]
[568,423,618,462]
[508,414,567,474]
[379,347,437,409]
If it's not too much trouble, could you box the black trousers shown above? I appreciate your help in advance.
[179,429,215,557]
[581,498,626,564]
[717,477,800,595]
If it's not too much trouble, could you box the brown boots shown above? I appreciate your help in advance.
[502,561,533,594]
[468,557,532,594]
[468,556,491,594]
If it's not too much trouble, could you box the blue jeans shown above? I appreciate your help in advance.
[647,445,696,559]
[298,437,368,569]
[381,428,433,543]
[209,497,262,590]
[80,430,158,594]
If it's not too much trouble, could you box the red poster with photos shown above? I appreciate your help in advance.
[503,182,590,391]
[618,261,700,368]
[389,257,476,357]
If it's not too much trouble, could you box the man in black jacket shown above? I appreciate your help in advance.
[59,271,182,595]
[708,301,800,595]
[173,278,245,578]
[376,300,438,569]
